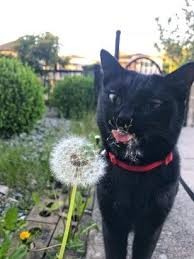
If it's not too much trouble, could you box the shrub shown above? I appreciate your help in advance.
[0,57,45,137]
[52,75,94,119]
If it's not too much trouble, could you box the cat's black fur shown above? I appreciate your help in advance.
[96,49,194,259]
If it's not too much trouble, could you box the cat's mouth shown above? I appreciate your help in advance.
[112,129,135,144]
[108,128,142,164]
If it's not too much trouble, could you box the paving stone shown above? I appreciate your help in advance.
[27,196,65,225]
[26,221,56,259]
[45,218,64,258]
[27,204,60,225]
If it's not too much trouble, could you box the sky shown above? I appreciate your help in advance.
[0,0,187,61]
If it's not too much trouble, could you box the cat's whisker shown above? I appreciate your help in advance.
[108,120,115,129]
[113,142,120,148]
[112,117,133,132]
[109,139,120,148]
[112,116,119,129]
[106,134,113,141]
[125,119,133,131]
[111,117,117,129]
[127,123,133,131]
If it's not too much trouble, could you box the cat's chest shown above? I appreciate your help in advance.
[98,166,155,207]
[98,164,174,211]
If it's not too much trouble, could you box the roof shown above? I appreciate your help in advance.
[0,40,19,51]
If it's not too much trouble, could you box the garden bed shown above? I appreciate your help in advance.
[0,110,99,258]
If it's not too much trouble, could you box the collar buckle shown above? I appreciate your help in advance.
[109,152,117,165]
[164,152,173,165]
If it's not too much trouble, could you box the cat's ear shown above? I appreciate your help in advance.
[100,49,123,82]
[165,62,194,99]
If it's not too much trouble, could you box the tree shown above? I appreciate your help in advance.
[16,32,61,72]
[34,32,59,67]
[155,0,194,73]
[17,35,40,71]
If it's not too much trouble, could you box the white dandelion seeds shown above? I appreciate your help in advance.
[49,136,106,187]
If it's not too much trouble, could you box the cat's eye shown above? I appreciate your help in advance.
[109,93,116,102]
[109,93,121,105]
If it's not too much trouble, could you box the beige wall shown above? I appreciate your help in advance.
[0,50,17,57]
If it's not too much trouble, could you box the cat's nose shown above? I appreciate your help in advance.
[117,110,133,128]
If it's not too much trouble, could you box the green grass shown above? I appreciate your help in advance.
[0,112,99,258]
[0,141,49,190]
[0,121,67,209]
[69,112,99,143]
[0,112,99,210]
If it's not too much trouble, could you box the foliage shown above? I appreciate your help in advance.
[0,113,98,257]
[66,189,93,254]
[0,117,68,211]
[16,35,40,72]
[0,112,97,210]
[0,207,43,258]
[155,0,194,73]
[32,191,64,214]
[66,223,98,255]
[51,76,95,119]
[0,207,28,259]
[0,57,45,137]
[54,223,98,257]
[73,190,92,222]
[16,32,61,72]
[53,189,96,257]
[70,112,99,141]
[0,142,50,210]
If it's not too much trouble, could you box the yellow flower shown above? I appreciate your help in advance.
[19,231,31,240]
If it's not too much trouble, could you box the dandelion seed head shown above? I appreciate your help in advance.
[49,136,106,187]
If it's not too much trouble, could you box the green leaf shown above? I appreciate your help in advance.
[85,196,92,210]
[4,207,18,231]
[0,234,11,259]
[8,245,28,259]
[81,223,98,235]
[32,192,40,205]
[47,200,64,212]
[0,226,6,238]
[74,191,85,217]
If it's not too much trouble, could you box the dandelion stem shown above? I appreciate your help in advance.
[58,185,77,259]
[30,243,61,252]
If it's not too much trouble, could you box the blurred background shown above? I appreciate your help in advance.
[0,0,194,258]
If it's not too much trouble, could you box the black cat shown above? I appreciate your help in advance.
[96,49,194,259]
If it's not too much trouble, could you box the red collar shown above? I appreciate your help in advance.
[108,151,173,173]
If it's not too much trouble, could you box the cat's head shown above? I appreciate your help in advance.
[97,49,194,164]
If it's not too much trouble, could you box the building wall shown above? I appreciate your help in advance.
[0,50,17,57]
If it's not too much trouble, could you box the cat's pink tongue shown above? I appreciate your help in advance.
[112,129,134,143]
